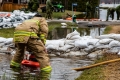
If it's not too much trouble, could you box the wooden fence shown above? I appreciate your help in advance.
[2,2,27,12]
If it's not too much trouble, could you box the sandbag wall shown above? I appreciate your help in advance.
[0,10,36,29]
[1,30,120,59]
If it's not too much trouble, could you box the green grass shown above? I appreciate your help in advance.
[39,10,82,19]
[103,26,112,34]
[75,57,106,80]
[0,28,15,38]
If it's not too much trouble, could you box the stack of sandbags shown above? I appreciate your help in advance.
[59,30,81,52]
[46,39,65,51]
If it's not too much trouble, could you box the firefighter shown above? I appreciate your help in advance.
[106,7,115,21]
[45,0,53,19]
[116,5,120,20]
[10,13,52,80]
[84,0,92,20]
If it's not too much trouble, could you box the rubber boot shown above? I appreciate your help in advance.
[10,60,21,72]
[39,66,52,80]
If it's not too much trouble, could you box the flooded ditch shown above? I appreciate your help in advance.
[0,53,94,80]
[0,25,106,80]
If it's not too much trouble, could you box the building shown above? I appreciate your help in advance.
[0,0,47,11]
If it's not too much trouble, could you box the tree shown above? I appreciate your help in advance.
[27,0,39,12]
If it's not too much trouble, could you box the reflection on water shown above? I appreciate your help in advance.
[0,66,40,80]
[51,27,105,39]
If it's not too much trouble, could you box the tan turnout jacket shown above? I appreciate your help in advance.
[14,17,48,43]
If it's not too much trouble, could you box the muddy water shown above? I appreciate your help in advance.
[50,56,93,80]
[0,53,93,80]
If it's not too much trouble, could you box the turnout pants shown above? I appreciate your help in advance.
[11,38,51,69]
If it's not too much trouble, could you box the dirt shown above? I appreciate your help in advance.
[108,25,120,34]
[102,25,120,80]
[103,54,120,80]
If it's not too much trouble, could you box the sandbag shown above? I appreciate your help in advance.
[87,39,99,46]
[64,40,75,45]
[109,40,120,48]
[66,30,80,39]
[96,45,110,49]
[95,41,104,48]
[74,40,88,48]
[99,39,114,44]
[110,34,120,41]
[0,37,7,43]
[68,51,88,56]
[107,47,119,54]
[84,45,95,52]
[46,45,59,50]
[46,39,64,47]
[87,50,103,60]
[70,35,81,40]
[95,34,114,39]
[4,38,13,45]
[58,44,74,51]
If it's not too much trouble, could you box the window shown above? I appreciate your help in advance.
[4,0,12,2]
[13,0,18,3]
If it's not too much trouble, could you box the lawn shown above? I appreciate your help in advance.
[38,10,82,19]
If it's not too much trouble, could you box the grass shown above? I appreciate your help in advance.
[39,10,82,19]
[75,57,106,80]
[103,26,112,34]
[0,28,15,38]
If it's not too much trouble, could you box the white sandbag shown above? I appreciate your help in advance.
[82,36,93,40]
[64,40,75,45]
[87,50,103,60]
[95,34,114,39]
[109,40,120,48]
[0,47,8,51]
[70,35,81,40]
[66,30,80,39]
[59,39,65,47]
[4,38,13,44]
[99,39,114,44]
[46,39,64,47]
[58,44,74,51]
[107,47,119,54]
[46,45,59,50]
[95,41,104,48]
[96,45,110,49]
[87,53,98,59]
[117,51,120,55]
[84,45,95,52]
[68,51,88,56]
[13,10,20,16]
[0,43,5,47]
[87,39,99,46]
[74,40,88,48]
[0,37,7,43]
[110,34,120,41]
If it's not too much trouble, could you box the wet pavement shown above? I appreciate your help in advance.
[0,53,93,80]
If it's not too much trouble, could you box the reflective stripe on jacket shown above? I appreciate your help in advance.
[14,19,40,43]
